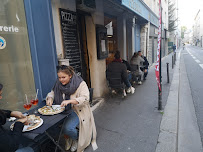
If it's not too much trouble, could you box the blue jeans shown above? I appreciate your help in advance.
[15,146,34,152]
[128,73,132,82]
[123,78,131,88]
[63,111,79,140]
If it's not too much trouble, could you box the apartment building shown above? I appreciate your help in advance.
[142,0,169,65]
[193,9,203,47]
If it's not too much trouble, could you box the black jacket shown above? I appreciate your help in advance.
[0,110,24,152]
[142,56,149,69]
[122,59,131,71]
[106,61,128,81]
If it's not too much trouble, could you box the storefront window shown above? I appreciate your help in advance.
[0,0,36,111]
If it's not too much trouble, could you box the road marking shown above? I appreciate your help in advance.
[199,64,203,69]
[193,57,196,59]
[195,60,201,63]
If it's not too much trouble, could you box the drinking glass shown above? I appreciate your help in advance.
[30,93,39,114]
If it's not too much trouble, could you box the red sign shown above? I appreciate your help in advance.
[155,0,162,91]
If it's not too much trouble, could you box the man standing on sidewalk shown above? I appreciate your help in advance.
[172,44,176,52]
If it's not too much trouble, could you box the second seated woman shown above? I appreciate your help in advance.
[46,65,97,152]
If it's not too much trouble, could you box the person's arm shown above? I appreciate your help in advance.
[0,120,25,152]
[143,56,149,69]
[0,110,11,125]
[124,60,131,71]
[61,81,89,107]
[121,64,128,80]
[46,90,54,106]
[139,56,145,62]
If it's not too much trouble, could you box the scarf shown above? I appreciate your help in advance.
[53,74,83,106]
[113,58,122,63]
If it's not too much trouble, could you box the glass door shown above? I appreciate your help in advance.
[0,0,36,111]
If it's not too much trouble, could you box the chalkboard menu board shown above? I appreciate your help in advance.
[59,8,82,75]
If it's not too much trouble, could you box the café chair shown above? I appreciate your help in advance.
[106,71,126,98]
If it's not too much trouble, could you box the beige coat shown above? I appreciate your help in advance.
[46,81,98,152]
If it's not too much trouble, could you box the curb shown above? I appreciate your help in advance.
[91,98,104,112]
[155,50,181,152]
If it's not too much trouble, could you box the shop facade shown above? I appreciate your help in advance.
[0,0,109,111]
[0,0,165,112]
[121,0,159,65]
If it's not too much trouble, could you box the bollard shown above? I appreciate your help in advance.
[172,56,174,69]
[166,63,169,83]
[174,52,176,64]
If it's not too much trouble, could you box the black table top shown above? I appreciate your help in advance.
[4,107,72,141]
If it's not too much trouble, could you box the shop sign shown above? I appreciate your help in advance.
[0,25,19,33]
[0,36,6,49]
[59,8,82,75]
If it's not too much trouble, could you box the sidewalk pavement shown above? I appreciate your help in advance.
[155,49,203,152]
[85,52,176,152]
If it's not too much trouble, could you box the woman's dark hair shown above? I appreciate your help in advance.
[0,83,3,91]
[133,52,139,58]
[114,51,120,59]
[56,65,75,76]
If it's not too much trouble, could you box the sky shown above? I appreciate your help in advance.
[178,0,203,30]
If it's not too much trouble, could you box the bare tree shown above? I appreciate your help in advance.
[181,26,187,39]
[168,0,178,32]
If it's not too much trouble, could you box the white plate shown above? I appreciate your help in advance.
[52,105,61,109]
[10,118,43,132]
[38,105,65,115]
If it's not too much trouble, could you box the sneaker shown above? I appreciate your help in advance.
[71,140,78,152]
[112,89,116,94]
[126,88,131,94]
[65,137,72,151]
[131,87,135,94]
[138,81,142,85]
[123,90,127,96]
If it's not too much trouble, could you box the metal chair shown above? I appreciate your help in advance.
[130,64,141,82]
[106,71,126,98]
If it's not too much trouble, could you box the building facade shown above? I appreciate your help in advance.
[193,9,203,47]
[0,0,166,111]
[143,0,169,65]
[1,0,110,111]
[168,0,179,49]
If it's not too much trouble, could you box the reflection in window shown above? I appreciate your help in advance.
[0,0,36,111]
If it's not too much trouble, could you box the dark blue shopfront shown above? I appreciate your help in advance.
[0,0,58,111]
[24,0,58,103]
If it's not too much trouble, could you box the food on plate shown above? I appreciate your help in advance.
[38,105,65,115]
[10,114,42,131]
[27,115,41,130]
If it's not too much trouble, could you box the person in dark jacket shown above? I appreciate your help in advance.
[172,44,176,52]
[122,59,131,71]
[138,51,149,80]
[0,83,34,152]
[106,51,135,95]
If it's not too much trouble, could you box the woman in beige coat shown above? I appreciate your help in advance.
[46,65,97,152]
